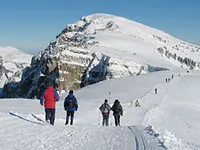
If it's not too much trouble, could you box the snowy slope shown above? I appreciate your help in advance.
[60,13,200,70]
[8,13,200,99]
[0,46,32,86]
[1,70,200,149]
[84,14,200,70]
[1,14,200,149]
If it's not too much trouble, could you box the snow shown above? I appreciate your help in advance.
[82,14,200,71]
[0,46,31,63]
[0,46,32,84]
[59,13,199,82]
[1,13,200,149]
[34,13,200,87]
[1,70,200,149]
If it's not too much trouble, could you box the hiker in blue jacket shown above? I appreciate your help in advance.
[64,90,78,125]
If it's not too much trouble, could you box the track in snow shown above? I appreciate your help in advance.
[128,126,166,150]
[1,111,167,150]
[9,111,47,126]
[0,72,178,150]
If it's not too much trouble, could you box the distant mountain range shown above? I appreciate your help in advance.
[0,46,32,91]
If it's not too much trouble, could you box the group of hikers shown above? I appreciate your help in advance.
[99,99,123,126]
[165,74,177,83]
[40,82,78,126]
[40,81,123,126]
[40,73,179,126]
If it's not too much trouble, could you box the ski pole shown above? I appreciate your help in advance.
[98,110,101,125]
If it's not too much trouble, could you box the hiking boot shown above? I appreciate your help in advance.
[70,121,73,125]
[65,120,68,125]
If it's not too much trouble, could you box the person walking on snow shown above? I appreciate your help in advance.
[155,88,158,94]
[99,99,111,126]
[135,100,140,107]
[64,90,78,125]
[40,82,60,125]
[111,99,123,126]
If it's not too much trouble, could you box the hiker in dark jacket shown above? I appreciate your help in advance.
[64,90,78,125]
[155,88,158,94]
[99,99,111,126]
[111,99,123,126]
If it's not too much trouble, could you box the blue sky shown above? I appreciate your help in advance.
[0,0,199,53]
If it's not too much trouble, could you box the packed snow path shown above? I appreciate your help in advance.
[0,112,165,150]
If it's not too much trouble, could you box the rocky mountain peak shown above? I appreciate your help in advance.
[1,13,200,98]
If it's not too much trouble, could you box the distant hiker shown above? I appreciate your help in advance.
[172,75,174,79]
[99,99,111,126]
[166,78,168,83]
[40,81,60,125]
[135,100,140,107]
[168,78,170,82]
[155,88,158,94]
[111,99,123,126]
[64,90,78,125]
[178,74,180,77]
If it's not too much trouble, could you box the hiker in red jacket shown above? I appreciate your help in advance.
[40,82,60,125]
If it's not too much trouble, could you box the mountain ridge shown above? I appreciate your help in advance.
[1,13,200,98]
[0,46,32,90]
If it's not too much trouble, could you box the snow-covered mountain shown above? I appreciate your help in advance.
[0,46,32,92]
[2,13,200,98]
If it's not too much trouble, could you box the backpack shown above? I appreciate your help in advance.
[113,104,120,113]
[102,104,109,114]
[64,97,74,108]
[67,99,74,108]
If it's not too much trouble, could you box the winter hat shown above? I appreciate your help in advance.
[69,90,73,94]
[114,99,119,104]
[105,99,108,103]
[47,81,53,87]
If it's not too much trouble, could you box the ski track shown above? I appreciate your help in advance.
[1,108,165,149]
[0,112,165,150]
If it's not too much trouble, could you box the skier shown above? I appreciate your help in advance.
[64,90,78,125]
[168,78,170,82]
[135,100,140,107]
[155,88,158,94]
[165,78,168,83]
[111,99,123,126]
[99,99,111,126]
[40,81,60,125]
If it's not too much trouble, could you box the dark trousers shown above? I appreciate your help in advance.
[114,115,120,126]
[45,108,55,125]
[102,115,109,126]
[66,111,74,125]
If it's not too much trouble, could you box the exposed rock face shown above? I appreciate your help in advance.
[1,15,151,98]
[3,13,200,98]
